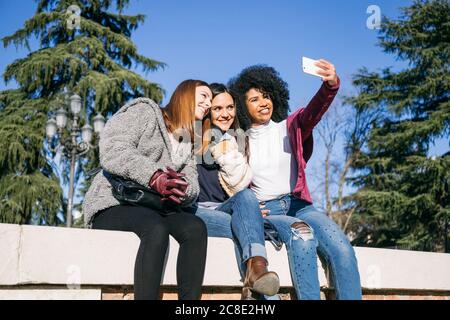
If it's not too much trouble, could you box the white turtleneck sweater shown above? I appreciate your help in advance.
[248,120,298,202]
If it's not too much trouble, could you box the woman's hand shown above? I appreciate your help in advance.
[211,140,231,157]
[149,168,188,204]
[315,59,338,86]
[210,139,238,159]
[260,203,270,217]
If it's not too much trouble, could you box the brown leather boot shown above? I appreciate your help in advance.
[241,256,280,298]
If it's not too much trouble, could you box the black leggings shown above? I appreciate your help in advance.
[92,205,207,300]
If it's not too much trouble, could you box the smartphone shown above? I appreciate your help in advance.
[302,56,322,78]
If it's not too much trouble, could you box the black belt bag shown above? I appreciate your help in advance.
[103,170,180,215]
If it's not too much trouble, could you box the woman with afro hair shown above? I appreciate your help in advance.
[228,61,362,300]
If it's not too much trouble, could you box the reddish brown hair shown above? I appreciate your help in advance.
[163,79,209,140]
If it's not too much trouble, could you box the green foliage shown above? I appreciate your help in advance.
[345,0,450,252]
[0,90,63,224]
[0,0,164,225]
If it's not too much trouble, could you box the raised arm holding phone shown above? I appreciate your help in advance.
[228,58,362,300]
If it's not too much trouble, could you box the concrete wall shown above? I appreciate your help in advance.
[1,223,449,300]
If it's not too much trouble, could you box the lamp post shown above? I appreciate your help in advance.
[45,94,105,227]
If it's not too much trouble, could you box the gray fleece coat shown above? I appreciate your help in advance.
[82,98,199,227]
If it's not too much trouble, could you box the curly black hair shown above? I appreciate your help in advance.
[228,65,290,131]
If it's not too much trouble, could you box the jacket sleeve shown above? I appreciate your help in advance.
[99,102,165,187]
[289,77,340,142]
[178,154,200,207]
[211,139,253,196]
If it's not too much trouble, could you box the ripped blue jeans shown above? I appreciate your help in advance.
[263,194,362,300]
[193,189,267,263]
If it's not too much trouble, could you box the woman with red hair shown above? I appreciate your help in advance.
[83,80,212,300]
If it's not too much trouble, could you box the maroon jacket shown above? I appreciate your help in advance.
[286,77,340,204]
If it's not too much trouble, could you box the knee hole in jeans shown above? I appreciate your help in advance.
[290,222,314,241]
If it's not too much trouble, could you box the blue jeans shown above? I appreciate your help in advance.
[193,189,280,300]
[193,189,267,263]
[263,194,362,300]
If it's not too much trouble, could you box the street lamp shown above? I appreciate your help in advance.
[45,94,106,227]
[70,94,82,115]
[45,118,57,140]
[55,108,68,128]
[93,113,106,133]
[81,124,94,144]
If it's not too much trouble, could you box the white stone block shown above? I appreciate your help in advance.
[19,225,138,285]
[0,224,21,285]
[355,247,450,290]
[1,223,449,293]
[0,289,101,300]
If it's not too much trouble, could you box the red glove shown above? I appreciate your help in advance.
[166,167,188,194]
[149,168,188,204]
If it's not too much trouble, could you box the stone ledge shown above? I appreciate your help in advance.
[1,285,449,300]
[1,223,450,298]
[0,288,101,300]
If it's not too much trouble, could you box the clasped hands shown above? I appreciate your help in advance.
[149,167,188,204]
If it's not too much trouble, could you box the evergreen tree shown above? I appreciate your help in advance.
[345,0,449,252]
[1,0,164,225]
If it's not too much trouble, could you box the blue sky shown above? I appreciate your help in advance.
[0,0,447,208]
[0,0,414,103]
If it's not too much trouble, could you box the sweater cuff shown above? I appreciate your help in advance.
[323,76,340,91]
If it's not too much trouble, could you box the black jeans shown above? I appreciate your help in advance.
[92,205,207,300]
